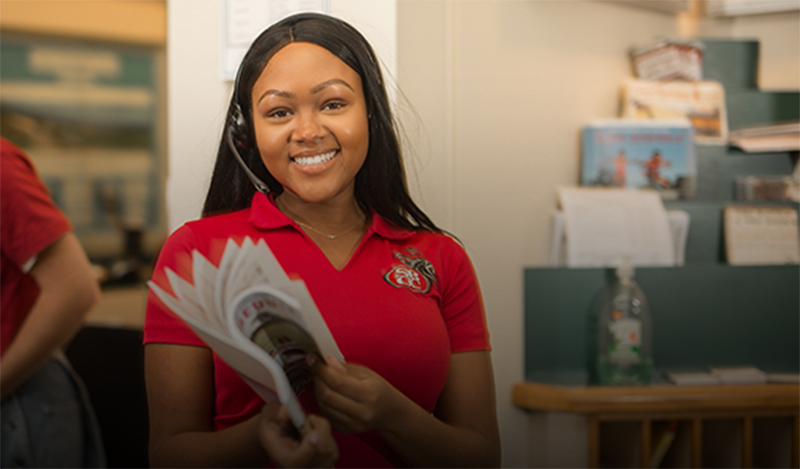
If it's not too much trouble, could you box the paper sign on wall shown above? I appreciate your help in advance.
[221,0,330,80]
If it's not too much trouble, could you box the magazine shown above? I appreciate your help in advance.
[148,237,344,435]
[630,38,703,82]
[581,118,696,200]
[620,78,728,145]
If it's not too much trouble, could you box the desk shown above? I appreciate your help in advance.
[513,381,799,468]
[85,285,148,328]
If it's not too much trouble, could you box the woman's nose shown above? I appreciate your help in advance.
[294,112,325,142]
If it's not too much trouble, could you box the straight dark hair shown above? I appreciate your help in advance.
[202,12,440,233]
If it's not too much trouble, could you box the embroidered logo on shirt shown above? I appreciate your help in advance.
[383,247,437,294]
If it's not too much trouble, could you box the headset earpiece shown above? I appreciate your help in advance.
[226,101,270,194]
[229,103,249,149]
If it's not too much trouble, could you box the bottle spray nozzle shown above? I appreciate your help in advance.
[616,258,634,281]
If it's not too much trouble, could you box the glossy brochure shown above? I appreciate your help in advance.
[148,236,344,435]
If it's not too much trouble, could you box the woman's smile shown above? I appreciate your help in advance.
[291,149,338,167]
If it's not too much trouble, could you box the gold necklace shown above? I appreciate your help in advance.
[275,197,363,240]
[294,220,361,240]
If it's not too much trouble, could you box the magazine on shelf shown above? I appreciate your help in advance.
[148,237,344,435]
[581,118,697,200]
[620,78,728,145]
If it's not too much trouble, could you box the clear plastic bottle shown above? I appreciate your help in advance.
[593,262,654,385]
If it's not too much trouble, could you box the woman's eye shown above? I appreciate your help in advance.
[267,109,291,119]
[323,101,345,111]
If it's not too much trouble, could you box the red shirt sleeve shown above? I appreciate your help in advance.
[0,138,72,356]
[0,139,71,267]
[438,237,491,353]
[143,224,206,347]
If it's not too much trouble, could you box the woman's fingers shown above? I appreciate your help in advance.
[258,403,339,468]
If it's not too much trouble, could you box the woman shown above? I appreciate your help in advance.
[144,12,500,468]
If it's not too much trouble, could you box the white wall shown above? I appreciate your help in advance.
[166,0,396,230]
[396,1,798,466]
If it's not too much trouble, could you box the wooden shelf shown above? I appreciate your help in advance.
[513,381,800,414]
[513,382,799,468]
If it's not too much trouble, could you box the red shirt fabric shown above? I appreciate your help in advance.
[144,191,491,468]
[1,138,72,357]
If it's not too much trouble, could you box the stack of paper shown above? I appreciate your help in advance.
[729,122,800,153]
[665,370,721,386]
[556,186,676,268]
[710,366,768,385]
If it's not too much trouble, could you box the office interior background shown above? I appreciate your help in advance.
[1,0,798,466]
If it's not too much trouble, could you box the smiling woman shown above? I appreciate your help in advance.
[251,42,370,208]
[143,12,500,469]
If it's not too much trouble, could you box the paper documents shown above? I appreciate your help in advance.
[148,237,343,434]
[724,206,800,265]
[557,187,676,268]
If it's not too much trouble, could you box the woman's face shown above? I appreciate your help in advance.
[250,41,369,204]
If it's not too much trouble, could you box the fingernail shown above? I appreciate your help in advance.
[309,431,319,444]
[306,354,317,367]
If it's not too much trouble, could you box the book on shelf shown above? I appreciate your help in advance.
[148,237,344,435]
[620,78,728,145]
[630,38,703,82]
[649,420,679,468]
[581,118,696,200]
[729,122,800,153]
[723,205,800,265]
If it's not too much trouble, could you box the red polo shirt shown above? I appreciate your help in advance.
[144,192,490,467]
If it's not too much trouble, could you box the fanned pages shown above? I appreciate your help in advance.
[148,236,344,436]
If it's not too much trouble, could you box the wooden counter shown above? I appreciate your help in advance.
[513,381,799,468]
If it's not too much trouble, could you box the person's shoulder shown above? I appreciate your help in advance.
[166,208,253,250]
[404,229,469,261]
[0,139,34,174]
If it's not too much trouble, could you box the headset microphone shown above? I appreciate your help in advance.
[226,103,271,194]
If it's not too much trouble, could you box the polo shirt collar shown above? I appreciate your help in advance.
[248,192,414,240]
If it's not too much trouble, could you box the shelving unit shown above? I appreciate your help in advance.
[517,38,799,468]
[513,382,799,468]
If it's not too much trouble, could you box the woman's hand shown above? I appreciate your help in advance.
[310,355,407,434]
[258,402,339,468]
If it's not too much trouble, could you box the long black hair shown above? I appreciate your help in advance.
[202,12,440,232]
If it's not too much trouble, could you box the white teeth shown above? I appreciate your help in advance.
[293,150,336,166]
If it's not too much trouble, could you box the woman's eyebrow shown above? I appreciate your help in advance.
[311,78,355,94]
[256,78,354,105]
[256,89,294,105]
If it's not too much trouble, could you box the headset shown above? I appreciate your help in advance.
[227,77,271,194]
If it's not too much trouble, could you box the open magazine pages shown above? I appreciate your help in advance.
[148,237,344,435]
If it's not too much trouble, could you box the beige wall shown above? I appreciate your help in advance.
[396,1,799,466]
